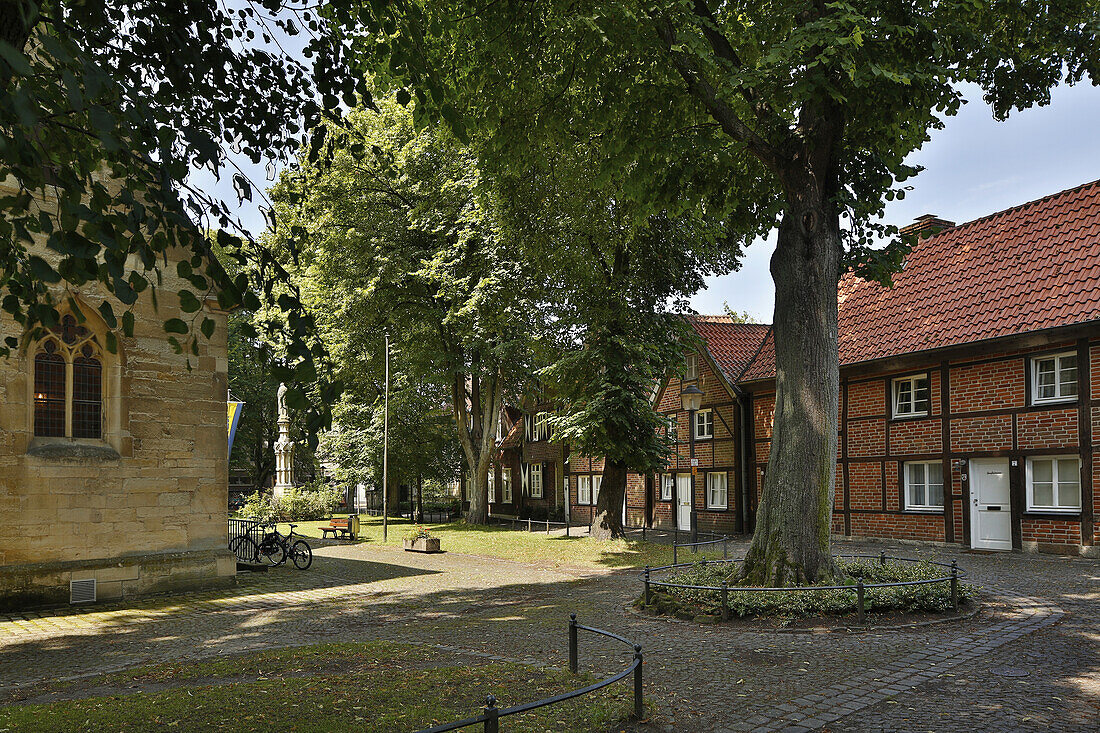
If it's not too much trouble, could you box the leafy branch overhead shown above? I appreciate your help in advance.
[0,1,371,442]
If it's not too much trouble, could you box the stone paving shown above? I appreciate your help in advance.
[0,536,1097,732]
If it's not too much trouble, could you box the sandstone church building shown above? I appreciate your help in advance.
[0,182,236,611]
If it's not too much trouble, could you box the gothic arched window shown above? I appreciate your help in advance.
[33,314,104,440]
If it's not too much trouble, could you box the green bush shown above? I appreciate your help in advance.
[659,557,975,619]
[238,484,343,522]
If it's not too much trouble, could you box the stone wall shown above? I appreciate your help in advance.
[0,193,235,610]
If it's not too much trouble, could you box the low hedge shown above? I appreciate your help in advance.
[641,557,975,620]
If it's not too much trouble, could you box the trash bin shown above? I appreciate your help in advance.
[349,514,360,540]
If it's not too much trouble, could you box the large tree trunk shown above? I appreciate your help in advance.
[591,458,628,539]
[740,178,842,586]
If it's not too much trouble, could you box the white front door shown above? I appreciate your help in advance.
[676,474,692,530]
[969,458,1013,551]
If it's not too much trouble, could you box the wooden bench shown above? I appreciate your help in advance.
[320,517,354,540]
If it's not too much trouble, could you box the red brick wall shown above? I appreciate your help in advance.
[848,462,882,511]
[749,339,1097,552]
[949,415,1013,452]
[950,360,1025,413]
[889,418,943,455]
[1016,409,1078,450]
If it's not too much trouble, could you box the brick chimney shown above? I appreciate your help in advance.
[900,214,956,239]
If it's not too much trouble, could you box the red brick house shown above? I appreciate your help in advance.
[480,403,568,520]
[569,180,1100,556]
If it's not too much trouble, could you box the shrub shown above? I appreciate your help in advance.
[657,557,975,619]
[237,484,343,522]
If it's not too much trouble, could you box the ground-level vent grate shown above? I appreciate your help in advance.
[70,578,96,604]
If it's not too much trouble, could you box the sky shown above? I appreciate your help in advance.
[197,77,1100,323]
[690,82,1100,321]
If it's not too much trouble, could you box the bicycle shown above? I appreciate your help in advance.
[256,523,313,570]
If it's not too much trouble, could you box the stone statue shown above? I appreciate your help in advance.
[273,383,294,498]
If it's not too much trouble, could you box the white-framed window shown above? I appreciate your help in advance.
[530,463,544,498]
[903,461,944,511]
[706,471,728,510]
[1026,456,1081,512]
[892,374,929,418]
[487,469,495,503]
[578,475,592,505]
[694,409,713,439]
[1031,352,1078,404]
[592,474,602,504]
[502,469,512,502]
[685,353,699,381]
[659,473,674,501]
[533,412,550,441]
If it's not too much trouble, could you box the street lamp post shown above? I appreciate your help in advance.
[680,385,704,546]
[383,332,390,543]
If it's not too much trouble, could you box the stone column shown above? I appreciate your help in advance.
[273,383,294,498]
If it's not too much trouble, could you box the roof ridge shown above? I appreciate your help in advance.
[919,177,1100,239]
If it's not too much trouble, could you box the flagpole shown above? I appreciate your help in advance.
[383,332,390,543]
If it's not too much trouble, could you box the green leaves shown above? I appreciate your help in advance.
[178,290,202,313]
[164,318,189,335]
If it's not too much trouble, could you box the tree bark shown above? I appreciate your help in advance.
[740,175,842,586]
[452,364,502,525]
[591,458,628,539]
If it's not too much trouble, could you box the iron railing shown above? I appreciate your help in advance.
[672,534,732,565]
[415,614,643,732]
[643,553,965,623]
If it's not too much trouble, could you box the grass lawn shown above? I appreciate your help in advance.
[0,640,637,732]
[274,515,734,571]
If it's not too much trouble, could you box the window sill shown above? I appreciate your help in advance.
[1023,509,1081,518]
[27,438,120,461]
[694,435,713,441]
[892,413,931,421]
[903,508,944,514]
[1029,398,1077,407]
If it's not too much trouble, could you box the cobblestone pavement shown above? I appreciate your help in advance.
[0,537,1097,732]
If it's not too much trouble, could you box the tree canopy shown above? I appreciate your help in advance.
[268,99,538,523]
[334,0,1100,581]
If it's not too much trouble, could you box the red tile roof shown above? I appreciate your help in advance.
[687,316,771,387]
[740,179,1100,382]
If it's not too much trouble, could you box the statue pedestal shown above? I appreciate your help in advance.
[273,406,294,498]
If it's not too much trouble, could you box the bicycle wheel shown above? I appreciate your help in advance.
[257,536,286,566]
[229,536,259,564]
[290,540,313,570]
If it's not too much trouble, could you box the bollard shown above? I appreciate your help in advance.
[644,566,652,606]
[633,644,644,719]
[528,517,532,532]
[856,579,865,623]
[642,525,647,541]
[721,581,730,621]
[950,560,959,612]
[483,694,499,733]
[546,519,550,535]
[880,550,886,567]
[568,613,579,674]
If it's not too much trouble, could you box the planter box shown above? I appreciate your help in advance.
[403,537,441,553]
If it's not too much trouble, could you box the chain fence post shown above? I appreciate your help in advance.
[880,550,886,567]
[721,581,730,621]
[546,519,550,535]
[633,644,644,719]
[643,566,652,606]
[950,559,959,612]
[856,579,865,623]
[568,613,578,674]
[483,694,499,733]
[673,543,678,566]
[528,517,532,532]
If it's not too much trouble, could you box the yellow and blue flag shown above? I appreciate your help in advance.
[227,400,245,454]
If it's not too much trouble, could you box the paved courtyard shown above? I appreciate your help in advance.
[1,536,1097,732]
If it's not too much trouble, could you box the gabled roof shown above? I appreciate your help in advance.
[741,179,1100,382]
[687,316,771,386]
